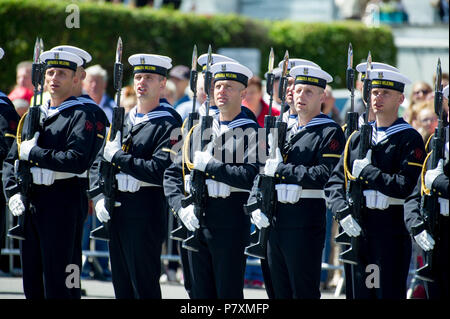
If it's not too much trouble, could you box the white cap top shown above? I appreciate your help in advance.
[278,58,320,72]
[40,50,84,71]
[52,45,92,65]
[0,47,4,60]
[198,53,237,70]
[368,68,411,92]
[210,61,253,87]
[443,85,449,99]
[128,53,172,76]
[289,65,333,89]
[356,62,399,74]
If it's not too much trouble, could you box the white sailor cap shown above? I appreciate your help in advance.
[443,85,449,99]
[368,69,411,93]
[128,54,172,76]
[289,65,333,89]
[210,62,253,87]
[0,47,4,60]
[264,67,282,80]
[40,50,83,72]
[356,62,399,80]
[197,53,237,72]
[278,58,320,75]
[52,45,92,67]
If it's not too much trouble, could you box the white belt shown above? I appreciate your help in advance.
[140,182,162,188]
[300,189,325,199]
[54,171,87,180]
[185,185,248,194]
[387,197,404,205]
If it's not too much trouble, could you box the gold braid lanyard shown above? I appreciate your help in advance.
[421,150,433,196]
[16,111,29,158]
[182,123,199,195]
[343,130,358,190]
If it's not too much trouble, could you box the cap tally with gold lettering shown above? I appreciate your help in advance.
[368,69,411,93]
[128,54,172,76]
[356,62,399,80]
[0,47,4,60]
[198,53,237,72]
[443,85,449,99]
[40,50,83,72]
[289,65,333,89]
[52,45,92,68]
[211,62,253,87]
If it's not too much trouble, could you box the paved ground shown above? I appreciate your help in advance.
[0,275,344,299]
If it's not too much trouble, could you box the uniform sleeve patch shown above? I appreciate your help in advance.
[96,121,104,132]
[329,139,340,151]
[414,148,424,161]
[85,120,94,132]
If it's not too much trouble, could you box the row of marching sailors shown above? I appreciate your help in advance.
[0,43,448,299]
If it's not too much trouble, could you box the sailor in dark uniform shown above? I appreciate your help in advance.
[163,61,261,298]
[404,84,449,299]
[0,47,21,267]
[325,67,426,299]
[3,50,98,298]
[251,64,345,299]
[92,53,181,299]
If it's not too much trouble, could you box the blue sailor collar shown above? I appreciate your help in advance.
[0,91,10,105]
[128,104,174,127]
[370,117,414,145]
[212,109,257,137]
[290,113,336,136]
[40,96,84,119]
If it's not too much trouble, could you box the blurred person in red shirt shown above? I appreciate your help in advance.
[243,76,280,127]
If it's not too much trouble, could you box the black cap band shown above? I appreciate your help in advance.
[371,79,405,92]
[45,59,77,72]
[133,64,168,76]
[214,72,248,87]
[295,75,327,89]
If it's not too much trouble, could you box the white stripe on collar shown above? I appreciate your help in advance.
[289,114,335,137]
[40,98,84,119]
[128,105,174,126]
[370,120,414,145]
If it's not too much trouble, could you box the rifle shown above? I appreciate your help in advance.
[243,50,290,259]
[171,44,199,241]
[335,43,358,246]
[88,37,124,241]
[338,52,373,265]
[8,38,44,240]
[412,59,444,282]
[180,45,214,252]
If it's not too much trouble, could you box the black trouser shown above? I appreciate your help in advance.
[267,226,325,299]
[188,227,250,299]
[109,190,166,299]
[21,180,83,299]
[349,235,411,299]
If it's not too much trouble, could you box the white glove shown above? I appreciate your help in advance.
[103,131,122,162]
[414,230,435,252]
[339,215,362,237]
[115,173,128,192]
[31,167,55,186]
[94,196,121,223]
[251,209,270,229]
[264,147,283,177]
[31,167,43,185]
[41,168,55,186]
[178,205,199,231]
[193,151,212,172]
[438,198,449,216]
[425,159,444,191]
[184,174,191,194]
[363,190,389,210]
[8,193,26,216]
[19,132,39,161]
[352,149,372,178]
[205,179,231,198]
[126,174,141,193]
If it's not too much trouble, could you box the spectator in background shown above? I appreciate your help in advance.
[8,86,33,117]
[243,76,280,127]
[121,85,137,114]
[321,85,342,125]
[415,100,438,144]
[162,79,177,106]
[83,64,116,123]
[335,0,368,19]
[175,75,206,120]
[10,61,34,93]
[169,65,191,108]
[404,81,433,124]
